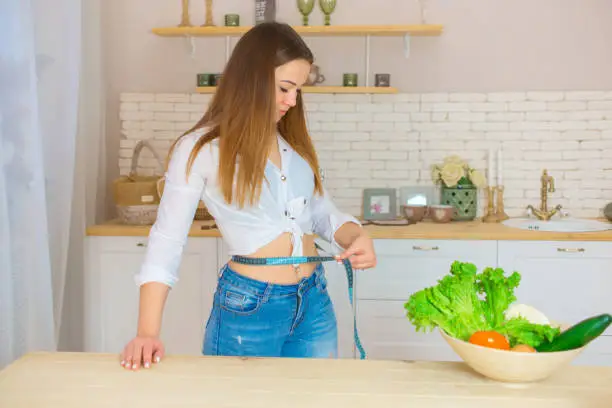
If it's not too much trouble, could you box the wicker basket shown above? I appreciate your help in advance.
[113,140,165,225]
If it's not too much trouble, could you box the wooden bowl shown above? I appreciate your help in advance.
[439,328,586,383]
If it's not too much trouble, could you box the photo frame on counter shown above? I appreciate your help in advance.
[362,188,397,221]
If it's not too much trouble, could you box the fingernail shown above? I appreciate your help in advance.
[144,362,150,369]
[155,356,161,363]
[132,363,138,370]
[120,360,125,366]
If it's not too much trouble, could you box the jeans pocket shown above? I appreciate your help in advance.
[220,285,263,315]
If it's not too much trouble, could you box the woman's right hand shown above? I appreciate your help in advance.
[120,336,165,370]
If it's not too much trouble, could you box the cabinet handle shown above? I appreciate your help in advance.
[557,247,585,253]
[136,242,147,248]
[412,245,439,251]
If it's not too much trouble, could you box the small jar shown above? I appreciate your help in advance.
[343,73,358,87]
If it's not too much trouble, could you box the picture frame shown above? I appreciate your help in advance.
[362,188,397,221]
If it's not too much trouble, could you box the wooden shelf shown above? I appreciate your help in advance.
[196,86,398,94]
[152,24,443,37]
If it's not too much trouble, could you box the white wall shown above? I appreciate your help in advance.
[119,90,612,219]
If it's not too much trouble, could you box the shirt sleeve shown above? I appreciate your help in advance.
[134,134,216,288]
[310,187,362,254]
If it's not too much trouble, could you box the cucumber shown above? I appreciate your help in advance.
[536,313,612,352]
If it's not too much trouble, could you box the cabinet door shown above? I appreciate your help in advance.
[356,239,498,362]
[84,236,218,357]
[498,240,612,366]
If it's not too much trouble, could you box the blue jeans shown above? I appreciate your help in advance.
[202,262,338,358]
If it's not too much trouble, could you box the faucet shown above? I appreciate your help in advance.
[526,169,563,221]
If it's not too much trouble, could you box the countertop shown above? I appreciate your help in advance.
[86,218,612,241]
[1,352,611,407]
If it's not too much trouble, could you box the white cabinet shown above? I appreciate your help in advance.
[84,236,219,356]
[498,240,612,366]
[355,239,498,362]
[83,234,612,366]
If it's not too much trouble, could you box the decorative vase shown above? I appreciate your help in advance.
[255,0,276,24]
[318,0,336,26]
[440,184,478,221]
[297,0,315,26]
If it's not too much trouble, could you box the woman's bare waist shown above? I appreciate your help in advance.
[226,232,319,284]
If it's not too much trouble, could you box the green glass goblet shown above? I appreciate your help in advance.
[297,0,315,26]
[318,0,336,26]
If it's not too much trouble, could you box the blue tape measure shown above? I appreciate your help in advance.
[230,250,367,360]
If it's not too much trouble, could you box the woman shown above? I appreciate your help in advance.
[120,22,376,370]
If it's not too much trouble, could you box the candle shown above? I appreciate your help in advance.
[497,149,503,186]
[488,148,495,187]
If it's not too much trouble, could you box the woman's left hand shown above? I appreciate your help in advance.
[336,231,377,270]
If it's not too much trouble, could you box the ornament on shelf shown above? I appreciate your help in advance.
[318,0,337,26]
[416,0,430,24]
[255,0,276,24]
[179,0,192,27]
[297,0,315,26]
[202,0,215,27]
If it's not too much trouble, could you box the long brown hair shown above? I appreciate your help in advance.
[167,22,324,208]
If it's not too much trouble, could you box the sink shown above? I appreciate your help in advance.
[502,217,612,232]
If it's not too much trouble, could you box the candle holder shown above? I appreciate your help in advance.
[179,0,192,27]
[495,185,509,221]
[482,186,499,223]
[202,0,215,27]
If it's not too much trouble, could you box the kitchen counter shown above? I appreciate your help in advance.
[86,218,612,241]
[1,352,611,407]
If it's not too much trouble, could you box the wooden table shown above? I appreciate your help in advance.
[1,352,611,407]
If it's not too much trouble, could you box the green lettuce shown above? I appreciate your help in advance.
[404,261,560,348]
[497,317,561,348]
[404,261,487,341]
[477,266,521,329]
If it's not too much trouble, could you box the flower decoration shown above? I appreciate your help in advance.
[431,155,487,188]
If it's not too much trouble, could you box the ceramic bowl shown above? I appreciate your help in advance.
[429,205,454,223]
[401,204,428,222]
[439,327,585,383]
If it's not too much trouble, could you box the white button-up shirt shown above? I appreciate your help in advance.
[135,128,360,287]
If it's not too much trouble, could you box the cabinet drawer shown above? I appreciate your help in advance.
[357,239,497,301]
[500,240,612,259]
[88,236,215,254]
[373,239,497,257]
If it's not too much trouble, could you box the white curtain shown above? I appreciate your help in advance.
[0,0,105,369]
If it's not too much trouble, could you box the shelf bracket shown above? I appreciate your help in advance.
[403,34,411,59]
[184,35,196,59]
[364,35,371,87]
[225,36,231,63]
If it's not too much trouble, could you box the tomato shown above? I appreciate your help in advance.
[468,331,510,350]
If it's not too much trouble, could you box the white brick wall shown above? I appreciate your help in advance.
[118,91,612,219]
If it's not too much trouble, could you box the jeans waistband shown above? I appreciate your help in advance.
[219,262,325,297]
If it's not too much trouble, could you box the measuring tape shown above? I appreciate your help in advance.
[230,250,367,360]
